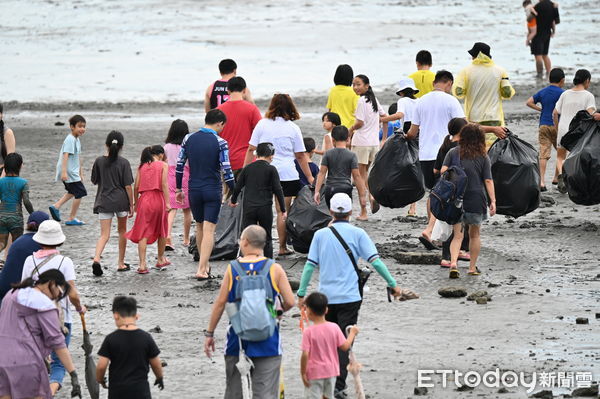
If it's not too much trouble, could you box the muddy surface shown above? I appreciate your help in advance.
[6,86,600,399]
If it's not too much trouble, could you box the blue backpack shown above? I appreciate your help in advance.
[430,150,468,225]
[228,259,277,342]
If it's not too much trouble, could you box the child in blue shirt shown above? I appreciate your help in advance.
[50,115,87,225]
[0,153,34,256]
[295,138,319,186]
[526,68,565,190]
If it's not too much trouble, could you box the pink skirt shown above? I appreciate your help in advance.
[167,165,190,209]
[126,190,168,245]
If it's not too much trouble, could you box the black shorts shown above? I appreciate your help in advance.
[530,34,551,56]
[63,181,87,199]
[281,180,302,197]
[324,185,353,208]
[420,160,438,190]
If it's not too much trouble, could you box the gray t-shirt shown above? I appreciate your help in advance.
[322,147,359,188]
[443,147,492,214]
[91,156,134,213]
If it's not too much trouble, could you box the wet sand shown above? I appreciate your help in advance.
[8,84,600,399]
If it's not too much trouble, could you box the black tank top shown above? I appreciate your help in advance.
[209,80,229,109]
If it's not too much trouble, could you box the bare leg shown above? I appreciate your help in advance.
[357,164,370,220]
[556,147,567,175]
[539,158,548,187]
[2,234,12,261]
[157,237,168,265]
[422,198,436,240]
[117,216,128,268]
[166,209,177,246]
[68,198,82,221]
[183,208,192,246]
[468,225,481,273]
[138,238,148,271]
[54,193,74,209]
[0,234,8,255]
[93,219,112,263]
[196,221,217,277]
[542,55,552,77]
[408,202,417,216]
[276,197,293,255]
[534,55,544,77]
[449,224,464,267]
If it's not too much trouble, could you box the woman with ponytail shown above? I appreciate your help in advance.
[0,269,82,398]
[349,74,387,220]
[90,131,135,275]
[0,103,16,177]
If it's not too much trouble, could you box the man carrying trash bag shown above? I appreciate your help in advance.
[296,193,418,399]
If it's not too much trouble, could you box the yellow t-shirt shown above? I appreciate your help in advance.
[409,70,435,99]
[326,85,359,128]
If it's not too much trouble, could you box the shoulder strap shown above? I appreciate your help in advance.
[30,253,58,278]
[329,226,360,278]
[230,259,246,278]
[258,259,275,276]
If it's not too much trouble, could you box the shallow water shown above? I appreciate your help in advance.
[2,0,600,103]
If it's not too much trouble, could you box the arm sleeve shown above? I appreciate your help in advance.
[271,167,286,211]
[357,230,379,263]
[371,258,397,288]
[321,152,329,167]
[297,261,316,297]
[453,68,467,99]
[146,333,161,358]
[175,136,189,189]
[326,89,333,110]
[97,336,112,358]
[336,325,347,346]
[218,138,235,191]
[300,329,311,352]
[442,148,455,168]
[351,153,359,169]
[499,71,515,100]
[482,155,493,180]
[411,103,421,126]
[251,107,263,129]
[91,160,98,185]
[354,98,365,122]
[123,160,134,186]
[293,126,307,153]
[63,136,76,154]
[532,89,542,105]
[39,309,68,350]
[62,259,77,281]
[586,93,597,113]
[248,122,261,147]
[231,167,246,204]
[22,183,34,214]
[452,98,466,118]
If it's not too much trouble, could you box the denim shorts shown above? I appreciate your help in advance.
[463,212,488,225]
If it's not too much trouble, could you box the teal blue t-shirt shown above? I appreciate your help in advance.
[307,221,379,304]
[55,134,81,183]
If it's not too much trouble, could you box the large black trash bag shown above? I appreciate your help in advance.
[488,131,540,218]
[368,134,425,208]
[560,110,595,151]
[286,186,332,254]
[561,115,600,205]
[188,195,243,262]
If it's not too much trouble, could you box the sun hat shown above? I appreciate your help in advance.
[468,42,491,58]
[27,211,50,228]
[330,193,352,213]
[33,220,66,246]
[395,78,419,95]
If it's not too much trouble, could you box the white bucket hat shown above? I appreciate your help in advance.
[33,220,66,246]
[395,78,419,95]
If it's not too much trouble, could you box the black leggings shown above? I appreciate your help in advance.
[241,205,274,258]
[442,227,470,260]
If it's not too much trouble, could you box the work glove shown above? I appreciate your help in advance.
[154,377,164,390]
[69,371,81,398]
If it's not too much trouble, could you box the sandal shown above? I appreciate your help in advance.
[117,265,131,272]
[165,245,175,252]
[137,268,149,274]
[92,261,103,277]
[440,260,451,268]
[419,235,437,251]
[277,250,294,258]
[458,251,471,261]
[156,259,171,267]
[467,267,481,276]
[449,268,460,279]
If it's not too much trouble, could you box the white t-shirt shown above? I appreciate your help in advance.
[412,90,465,161]
[249,117,306,182]
[352,96,385,147]
[555,89,596,137]
[22,254,76,323]
[396,97,417,126]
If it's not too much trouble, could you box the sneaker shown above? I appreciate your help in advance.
[65,219,85,226]
[49,206,61,222]
[557,174,567,194]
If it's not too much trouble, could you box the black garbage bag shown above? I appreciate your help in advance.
[188,196,243,262]
[560,110,594,151]
[488,131,540,218]
[286,186,332,254]
[561,116,600,205]
[368,134,425,208]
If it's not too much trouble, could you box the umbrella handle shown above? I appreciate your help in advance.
[80,312,87,332]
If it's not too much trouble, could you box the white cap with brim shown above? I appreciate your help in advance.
[330,193,352,213]
[33,220,66,246]
[395,78,419,95]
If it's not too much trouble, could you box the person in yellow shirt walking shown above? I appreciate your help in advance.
[453,42,515,148]
[326,64,359,129]
[409,50,435,99]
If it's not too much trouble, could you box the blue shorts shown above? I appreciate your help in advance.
[462,212,487,225]
[63,181,87,199]
[189,189,221,224]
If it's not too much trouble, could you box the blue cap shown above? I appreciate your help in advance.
[27,211,50,227]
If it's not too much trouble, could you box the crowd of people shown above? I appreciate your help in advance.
[0,24,598,398]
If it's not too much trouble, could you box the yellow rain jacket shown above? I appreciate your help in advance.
[453,53,515,126]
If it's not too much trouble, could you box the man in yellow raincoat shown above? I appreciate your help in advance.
[453,42,515,148]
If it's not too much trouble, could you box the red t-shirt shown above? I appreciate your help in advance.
[218,100,262,170]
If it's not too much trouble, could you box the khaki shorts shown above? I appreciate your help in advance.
[538,125,557,159]
[352,145,378,165]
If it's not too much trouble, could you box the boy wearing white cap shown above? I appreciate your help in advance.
[297,193,418,398]
[21,220,86,395]
[380,78,419,135]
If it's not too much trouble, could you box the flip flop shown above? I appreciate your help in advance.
[419,236,437,251]
[277,250,294,258]
[440,260,451,268]
[156,259,171,267]
[196,274,216,281]
[467,267,481,276]
[165,245,175,252]
[92,261,103,277]
[137,268,149,274]
[117,265,131,272]
[65,219,85,226]
[458,252,471,261]
[449,268,460,279]
[49,206,61,222]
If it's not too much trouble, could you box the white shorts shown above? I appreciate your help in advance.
[305,376,336,399]
[352,145,378,165]
[98,211,128,220]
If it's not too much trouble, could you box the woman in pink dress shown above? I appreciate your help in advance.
[163,119,192,250]
[126,145,170,274]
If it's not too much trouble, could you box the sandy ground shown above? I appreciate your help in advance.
[5,83,600,399]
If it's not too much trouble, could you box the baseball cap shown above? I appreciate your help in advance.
[395,78,419,95]
[27,211,50,227]
[330,193,352,213]
[468,42,491,58]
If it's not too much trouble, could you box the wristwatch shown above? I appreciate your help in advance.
[203,329,214,338]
